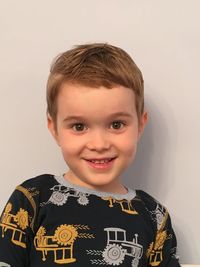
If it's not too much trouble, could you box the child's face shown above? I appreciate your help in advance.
[48,83,147,193]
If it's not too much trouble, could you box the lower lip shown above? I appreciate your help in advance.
[85,158,116,170]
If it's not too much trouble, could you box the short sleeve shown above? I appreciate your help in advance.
[0,185,36,267]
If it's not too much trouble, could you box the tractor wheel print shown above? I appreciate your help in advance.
[102,244,126,266]
[53,224,78,246]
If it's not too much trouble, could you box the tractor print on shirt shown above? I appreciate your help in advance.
[0,203,29,248]
[147,202,169,266]
[40,184,90,207]
[102,197,138,215]
[34,224,94,264]
[150,203,166,230]
[87,227,143,266]
[146,230,168,266]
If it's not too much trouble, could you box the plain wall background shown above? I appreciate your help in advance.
[0,0,199,264]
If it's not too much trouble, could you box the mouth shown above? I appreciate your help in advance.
[84,157,117,169]
[86,158,116,163]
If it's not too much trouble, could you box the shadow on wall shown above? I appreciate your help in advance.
[121,92,192,263]
[122,93,173,197]
[174,217,199,264]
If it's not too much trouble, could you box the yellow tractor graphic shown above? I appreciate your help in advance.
[0,203,28,248]
[147,230,167,266]
[149,250,163,266]
[34,223,94,264]
[102,197,138,215]
[34,224,78,264]
[102,227,143,267]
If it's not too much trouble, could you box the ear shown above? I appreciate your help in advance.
[138,111,148,140]
[47,114,60,146]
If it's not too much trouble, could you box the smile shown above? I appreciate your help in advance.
[88,158,113,164]
[84,158,116,170]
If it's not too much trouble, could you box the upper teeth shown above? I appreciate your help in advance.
[91,159,111,163]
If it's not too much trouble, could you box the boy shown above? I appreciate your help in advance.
[0,43,180,266]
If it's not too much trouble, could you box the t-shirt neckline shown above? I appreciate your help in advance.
[54,175,136,200]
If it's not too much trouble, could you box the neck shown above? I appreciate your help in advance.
[64,172,127,195]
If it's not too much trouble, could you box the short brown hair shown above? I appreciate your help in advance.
[46,43,144,123]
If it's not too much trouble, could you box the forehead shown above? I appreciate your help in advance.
[57,83,136,116]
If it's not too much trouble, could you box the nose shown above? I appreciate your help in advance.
[86,130,111,151]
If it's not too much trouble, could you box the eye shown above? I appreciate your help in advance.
[111,121,125,130]
[72,123,86,132]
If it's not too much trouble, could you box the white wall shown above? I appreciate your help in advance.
[0,0,199,264]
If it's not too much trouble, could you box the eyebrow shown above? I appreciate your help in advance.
[63,112,133,122]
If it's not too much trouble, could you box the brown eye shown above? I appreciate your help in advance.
[72,123,85,131]
[111,121,124,130]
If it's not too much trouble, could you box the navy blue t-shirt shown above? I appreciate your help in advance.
[0,174,180,267]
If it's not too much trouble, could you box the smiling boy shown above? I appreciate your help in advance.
[0,43,181,266]
[48,83,146,194]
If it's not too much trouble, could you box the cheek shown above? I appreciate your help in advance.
[123,141,137,157]
[59,137,83,156]
[119,132,139,158]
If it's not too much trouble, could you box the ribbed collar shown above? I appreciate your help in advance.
[54,175,136,200]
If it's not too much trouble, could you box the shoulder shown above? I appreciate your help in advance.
[19,173,56,189]
[3,174,54,205]
[135,190,169,231]
[1,174,58,233]
[15,173,58,210]
[136,190,165,209]
[12,174,57,232]
[14,174,57,203]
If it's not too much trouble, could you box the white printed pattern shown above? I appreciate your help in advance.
[0,262,11,267]
[150,203,166,230]
[40,184,89,206]
[87,227,143,266]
